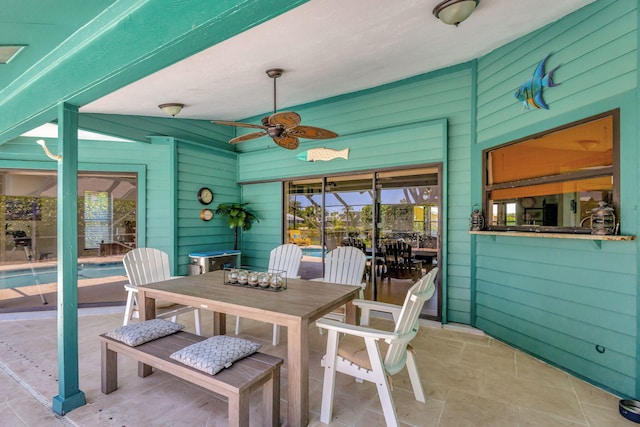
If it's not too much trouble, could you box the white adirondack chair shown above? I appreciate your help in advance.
[316,267,438,427]
[122,247,201,335]
[312,246,367,325]
[235,244,302,345]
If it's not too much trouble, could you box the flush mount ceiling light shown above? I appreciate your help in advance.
[158,103,184,117]
[0,45,27,64]
[433,0,479,26]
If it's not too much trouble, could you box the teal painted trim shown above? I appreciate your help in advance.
[440,118,448,325]
[177,138,238,158]
[0,0,311,143]
[636,4,640,401]
[337,117,449,139]
[0,160,56,170]
[137,165,147,256]
[54,102,85,414]
[149,135,179,266]
[469,59,479,327]
[320,61,473,110]
[170,137,179,274]
[52,391,86,416]
[241,61,475,125]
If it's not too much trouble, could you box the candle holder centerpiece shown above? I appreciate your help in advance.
[224,267,287,292]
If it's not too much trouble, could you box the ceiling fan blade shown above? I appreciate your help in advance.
[230,131,267,144]
[212,120,266,130]
[273,134,300,150]
[288,125,338,139]
[268,111,301,129]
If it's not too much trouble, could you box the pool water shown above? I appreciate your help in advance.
[0,262,126,290]
[301,247,327,258]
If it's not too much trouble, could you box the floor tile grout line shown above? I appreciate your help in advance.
[0,358,78,427]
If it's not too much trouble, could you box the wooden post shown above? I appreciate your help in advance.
[52,102,86,414]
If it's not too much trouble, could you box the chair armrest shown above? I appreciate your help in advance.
[124,283,137,292]
[316,318,397,341]
[353,299,402,324]
[353,299,402,315]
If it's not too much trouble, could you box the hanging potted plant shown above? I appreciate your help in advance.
[215,203,259,250]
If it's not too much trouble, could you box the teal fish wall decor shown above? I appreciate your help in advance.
[297,148,349,162]
[514,54,559,110]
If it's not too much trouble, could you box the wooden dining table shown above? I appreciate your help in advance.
[137,269,360,427]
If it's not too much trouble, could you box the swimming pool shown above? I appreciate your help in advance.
[0,262,126,290]
[301,247,327,258]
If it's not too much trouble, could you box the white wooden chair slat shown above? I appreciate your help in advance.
[236,244,303,345]
[122,248,201,335]
[310,246,367,329]
[316,267,438,427]
[267,243,302,278]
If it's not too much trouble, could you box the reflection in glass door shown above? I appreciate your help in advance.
[324,174,373,254]
[376,168,440,318]
[0,170,137,312]
[285,166,441,320]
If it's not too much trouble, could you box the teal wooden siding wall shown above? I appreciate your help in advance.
[239,182,283,270]
[238,67,473,324]
[175,140,239,275]
[473,0,638,397]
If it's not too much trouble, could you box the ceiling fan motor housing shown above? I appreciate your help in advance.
[267,126,285,138]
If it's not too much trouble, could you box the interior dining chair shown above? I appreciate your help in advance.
[381,240,423,283]
[235,243,303,345]
[316,267,438,427]
[311,246,367,327]
[122,247,201,335]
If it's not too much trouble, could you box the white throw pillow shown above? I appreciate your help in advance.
[105,319,184,346]
[170,336,261,375]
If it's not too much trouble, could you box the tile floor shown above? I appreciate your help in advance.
[0,308,635,426]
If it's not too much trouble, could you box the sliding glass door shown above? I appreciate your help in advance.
[285,165,441,319]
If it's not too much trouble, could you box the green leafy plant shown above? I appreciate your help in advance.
[215,203,259,250]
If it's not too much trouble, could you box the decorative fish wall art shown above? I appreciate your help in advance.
[296,147,349,162]
[514,54,559,110]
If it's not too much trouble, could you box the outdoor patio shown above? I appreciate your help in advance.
[0,307,632,426]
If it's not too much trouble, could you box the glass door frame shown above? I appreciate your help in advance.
[284,163,443,320]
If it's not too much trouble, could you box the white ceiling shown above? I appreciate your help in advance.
[81,0,596,122]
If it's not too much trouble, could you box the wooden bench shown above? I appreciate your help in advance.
[100,331,283,427]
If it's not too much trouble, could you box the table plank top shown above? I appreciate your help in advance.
[137,270,360,324]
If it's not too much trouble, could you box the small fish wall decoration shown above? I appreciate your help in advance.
[297,148,349,162]
[514,54,559,110]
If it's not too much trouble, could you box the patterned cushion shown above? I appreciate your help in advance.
[170,336,261,375]
[105,319,184,346]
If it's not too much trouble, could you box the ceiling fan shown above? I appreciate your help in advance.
[212,68,338,150]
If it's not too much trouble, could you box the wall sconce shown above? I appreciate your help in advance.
[158,103,184,117]
[36,139,61,161]
[433,0,479,26]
